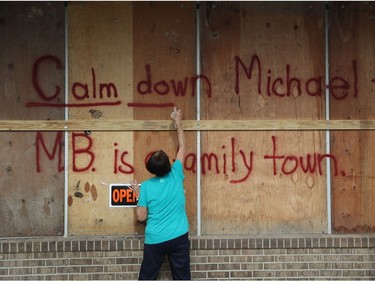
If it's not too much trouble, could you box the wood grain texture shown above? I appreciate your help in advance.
[0,2,65,237]
[329,2,375,233]
[1,1,374,237]
[132,2,198,234]
[200,2,327,234]
[1,119,375,131]
[67,2,135,236]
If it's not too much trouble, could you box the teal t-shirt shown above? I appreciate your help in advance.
[138,159,189,244]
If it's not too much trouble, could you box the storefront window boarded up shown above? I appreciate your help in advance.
[0,2,374,237]
[0,2,65,236]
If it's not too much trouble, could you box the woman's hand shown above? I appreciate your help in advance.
[171,107,182,128]
[130,179,140,198]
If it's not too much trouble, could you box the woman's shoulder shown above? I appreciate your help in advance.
[172,159,182,167]
[171,159,184,178]
[141,177,156,186]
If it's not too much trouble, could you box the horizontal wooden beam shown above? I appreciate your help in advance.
[198,120,375,131]
[0,120,374,131]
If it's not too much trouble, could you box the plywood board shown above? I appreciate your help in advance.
[2,119,375,131]
[132,2,197,234]
[200,2,327,234]
[329,2,375,233]
[1,1,375,237]
[0,2,65,236]
[67,2,135,235]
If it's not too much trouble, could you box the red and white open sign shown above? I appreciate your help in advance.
[109,184,139,207]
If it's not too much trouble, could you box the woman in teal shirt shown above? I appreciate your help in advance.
[132,107,190,280]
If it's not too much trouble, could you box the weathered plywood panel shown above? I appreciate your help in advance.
[200,2,327,234]
[330,2,375,233]
[0,2,65,236]
[67,2,135,235]
[2,1,375,238]
[132,2,197,234]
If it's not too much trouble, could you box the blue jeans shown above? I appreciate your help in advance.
[139,232,191,280]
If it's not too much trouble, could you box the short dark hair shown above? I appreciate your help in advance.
[146,150,171,177]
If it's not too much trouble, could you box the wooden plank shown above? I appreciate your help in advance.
[132,2,197,234]
[329,2,375,233]
[1,1,374,238]
[1,119,375,131]
[200,2,327,234]
[0,2,65,237]
[67,2,135,235]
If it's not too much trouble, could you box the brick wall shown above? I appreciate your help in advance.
[0,235,374,280]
